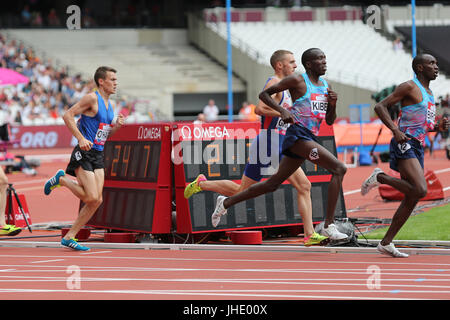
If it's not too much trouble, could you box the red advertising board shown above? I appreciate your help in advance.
[9,125,75,149]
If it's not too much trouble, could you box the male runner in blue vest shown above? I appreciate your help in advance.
[44,66,125,251]
[361,54,448,257]
[210,48,348,240]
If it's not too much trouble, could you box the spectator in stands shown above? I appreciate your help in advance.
[194,113,205,124]
[119,100,132,118]
[239,101,260,122]
[37,67,52,91]
[4,92,22,125]
[21,99,42,124]
[31,12,43,27]
[48,104,59,119]
[393,37,403,52]
[0,93,10,131]
[203,99,219,122]
[210,0,223,7]
[21,5,32,27]
[292,0,302,7]
[82,8,96,28]
[72,82,86,103]
[47,8,61,27]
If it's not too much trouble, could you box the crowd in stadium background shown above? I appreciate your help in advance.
[0,32,132,127]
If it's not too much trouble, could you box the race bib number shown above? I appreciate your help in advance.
[94,123,112,146]
[311,93,327,119]
[275,118,290,135]
[398,142,411,154]
[426,101,436,130]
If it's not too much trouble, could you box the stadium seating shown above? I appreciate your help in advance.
[395,25,450,77]
[5,29,246,119]
[207,20,450,98]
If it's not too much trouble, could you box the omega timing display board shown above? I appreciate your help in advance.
[173,121,346,233]
[86,123,172,233]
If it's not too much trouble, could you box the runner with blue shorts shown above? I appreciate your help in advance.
[185,50,328,245]
[210,48,348,241]
[361,53,448,257]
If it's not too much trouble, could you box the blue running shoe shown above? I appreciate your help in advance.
[44,169,65,195]
[61,238,90,251]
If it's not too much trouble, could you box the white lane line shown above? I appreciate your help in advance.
[0,288,437,300]
[16,186,46,192]
[0,276,449,288]
[2,256,450,267]
[29,259,64,264]
[3,264,449,271]
[80,251,112,255]
[9,178,48,186]
[1,266,450,277]
[344,189,362,196]
[435,168,450,174]
[0,275,449,281]
[2,267,450,273]
[26,154,70,162]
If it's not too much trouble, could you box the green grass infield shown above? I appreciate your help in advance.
[363,203,450,241]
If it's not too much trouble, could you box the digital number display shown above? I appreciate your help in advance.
[177,124,346,233]
[181,135,336,181]
[89,187,156,232]
[104,141,161,182]
[87,124,173,234]
[181,138,252,181]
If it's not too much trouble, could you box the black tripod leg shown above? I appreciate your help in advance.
[7,185,12,225]
[369,127,383,164]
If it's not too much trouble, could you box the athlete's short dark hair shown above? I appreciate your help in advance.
[412,54,430,75]
[270,50,293,69]
[94,66,116,86]
[301,48,322,68]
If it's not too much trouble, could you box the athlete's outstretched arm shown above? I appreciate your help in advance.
[374,81,413,144]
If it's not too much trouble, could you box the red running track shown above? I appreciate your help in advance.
[6,148,450,224]
[0,247,450,300]
[0,148,449,301]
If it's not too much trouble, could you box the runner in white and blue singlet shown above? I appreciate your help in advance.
[210,48,348,241]
[44,66,125,251]
[243,76,292,182]
[361,54,448,258]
